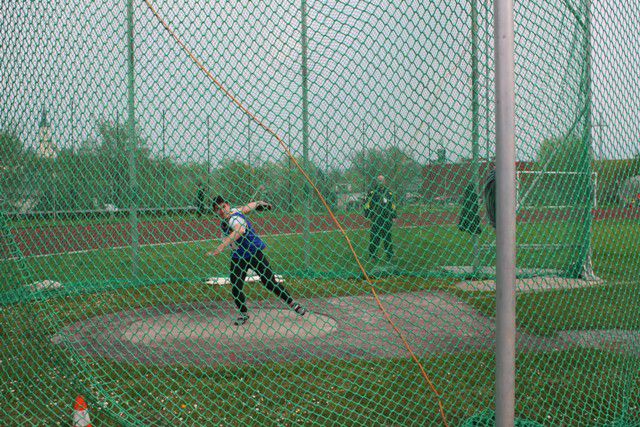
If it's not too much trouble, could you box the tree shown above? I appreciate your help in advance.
[350,146,422,203]
[0,128,26,209]
[252,160,290,210]
[95,120,152,210]
[0,128,22,164]
[213,159,255,206]
[594,158,640,206]
[50,148,80,212]
[227,157,336,213]
[36,119,158,214]
[537,134,593,172]
[535,134,596,208]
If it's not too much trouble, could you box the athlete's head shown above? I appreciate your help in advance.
[213,195,231,218]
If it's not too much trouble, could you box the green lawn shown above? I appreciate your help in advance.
[1,218,639,425]
[7,218,619,287]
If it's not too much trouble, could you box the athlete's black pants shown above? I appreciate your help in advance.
[230,250,293,313]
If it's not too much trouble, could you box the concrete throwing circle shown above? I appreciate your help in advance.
[122,309,338,346]
[49,289,640,367]
[52,291,506,366]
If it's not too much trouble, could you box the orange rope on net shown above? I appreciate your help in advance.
[142,1,449,424]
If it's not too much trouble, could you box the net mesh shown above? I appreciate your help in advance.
[1,0,639,425]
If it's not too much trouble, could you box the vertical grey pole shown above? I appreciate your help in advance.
[325,123,329,173]
[52,110,57,220]
[393,123,399,184]
[484,4,492,160]
[207,115,211,176]
[162,109,167,210]
[427,120,432,163]
[126,0,139,278]
[471,0,481,269]
[288,115,293,212]
[70,99,75,153]
[362,121,366,193]
[248,114,254,196]
[300,0,311,270]
[493,0,516,424]
[578,0,595,280]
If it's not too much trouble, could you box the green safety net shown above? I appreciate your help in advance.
[1,0,639,425]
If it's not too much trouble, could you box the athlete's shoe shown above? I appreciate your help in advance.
[234,312,249,326]
[289,302,307,316]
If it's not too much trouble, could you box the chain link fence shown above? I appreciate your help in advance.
[1,0,639,425]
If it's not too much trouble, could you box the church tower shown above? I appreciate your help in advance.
[37,106,57,158]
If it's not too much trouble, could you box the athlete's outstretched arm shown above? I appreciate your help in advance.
[239,201,272,214]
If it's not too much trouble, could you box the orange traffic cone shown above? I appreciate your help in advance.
[72,395,92,427]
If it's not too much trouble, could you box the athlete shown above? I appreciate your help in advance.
[207,195,306,325]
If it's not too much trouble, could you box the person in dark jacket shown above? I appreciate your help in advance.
[363,175,397,262]
[458,183,482,235]
[195,181,206,216]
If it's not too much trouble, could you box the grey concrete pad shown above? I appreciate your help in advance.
[52,290,498,366]
[455,276,606,293]
[123,309,337,345]
[443,265,560,277]
[556,330,640,354]
[51,287,634,367]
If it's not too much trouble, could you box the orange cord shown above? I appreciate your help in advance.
[143,2,448,425]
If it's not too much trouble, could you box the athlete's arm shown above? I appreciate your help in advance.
[239,201,271,214]
[207,219,246,256]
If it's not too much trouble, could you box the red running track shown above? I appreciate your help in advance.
[2,208,638,258]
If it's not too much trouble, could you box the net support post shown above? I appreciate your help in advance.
[300,0,312,271]
[578,0,596,281]
[126,0,140,278]
[470,0,481,271]
[493,0,516,424]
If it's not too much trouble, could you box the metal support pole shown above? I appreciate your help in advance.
[427,120,432,163]
[362,121,367,193]
[248,114,255,196]
[207,115,211,177]
[70,99,75,153]
[493,0,516,424]
[578,0,596,280]
[300,0,311,271]
[162,109,167,210]
[471,0,481,269]
[325,123,330,203]
[393,123,398,184]
[288,116,293,212]
[126,0,139,278]
[484,3,492,160]
[248,114,251,169]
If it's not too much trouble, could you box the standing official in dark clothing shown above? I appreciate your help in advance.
[195,181,206,216]
[364,175,397,262]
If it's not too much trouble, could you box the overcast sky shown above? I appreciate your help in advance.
[1,0,638,170]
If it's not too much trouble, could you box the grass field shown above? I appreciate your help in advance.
[1,218,639,425]
[9,218,630,285]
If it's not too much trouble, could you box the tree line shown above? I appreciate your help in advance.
[3,123,635,218]
[0,121,423,217]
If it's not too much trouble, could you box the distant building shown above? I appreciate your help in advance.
[37,106,57,158]
[334,183,366,209]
